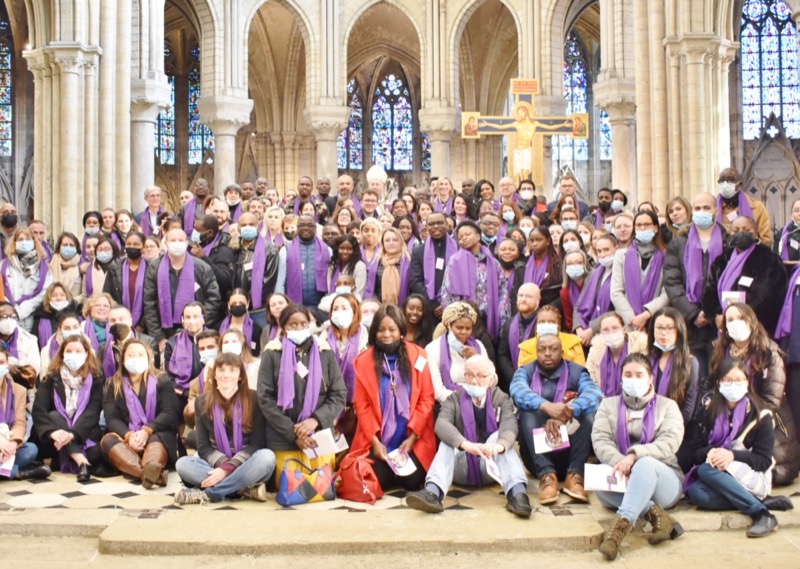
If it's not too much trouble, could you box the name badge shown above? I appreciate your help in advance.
[727,211,738,222]
[414,356,427,372]
[193,282,201,293]
[628,410,645,420]
[296,361,309,379]
[791,240,799,251]
[301,263,305,271]
[244,261,254,272]
[435,258,444,270]
[738,276,754,288]
[250,341,257,350]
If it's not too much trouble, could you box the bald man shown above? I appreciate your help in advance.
[326,174,361,215]
[497,283,541,391]
[715,167,772,246]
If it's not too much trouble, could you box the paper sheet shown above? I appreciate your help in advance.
[302,428,349,459]
[584,463,627,493]
[532,425,570,454]
[387,449,417,477]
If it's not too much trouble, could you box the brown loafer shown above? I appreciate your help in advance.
[563,471,589,502]
[538,472,559,505]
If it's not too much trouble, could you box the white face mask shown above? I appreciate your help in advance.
[719,382,748,403]
[598,254,615,268]
[611,200,624,212]
[463,384,487,400]
[50,300,70,312]
[331,309,354,330]
[199,348,218,364]
[124,357,149,376]
[563,240,580,253]
[0,318,17,336]
[718,181,738,200]
[167,241,188,257]
[221,342,243,356]
[537,323,559,337]
[622,378,651,399]
[726,320,751,343]
[63,353,87,372]
[602,331,625,350]
[520,190,534,202]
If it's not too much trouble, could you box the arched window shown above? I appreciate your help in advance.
[372,73,413,171]
[741,0,800,139]
[421,133,431,172]
[154,44,175,165]
[187,46,214,164]
[553,33,589,163]
[337,79,363,170]
[0,6,12,158]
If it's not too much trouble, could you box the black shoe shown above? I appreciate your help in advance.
[506,492,532,519]
[92,462,118,478]
[17,463,51,480]
[762,495,794,511]
[77,463,92,483]
[747,513,778,538]
[405,489,444,514]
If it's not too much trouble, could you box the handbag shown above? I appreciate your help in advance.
[276,458,336,507]
[334,449,384,505]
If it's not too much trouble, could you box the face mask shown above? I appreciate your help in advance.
[286,329,311,345]
[718,181,737,200]
[167,241,188,257]
[0,364,9,378]
[60,245,78,260]
[335,286,353,295]
[481,233,496,244]
[520,190,534,202]
[284,229,297,240]
[109,323,131,342]
[63,353,87,372]
[50,300,70,312]
[375,339,402,354]
[622,378,651,399]
[719,382,749,403]
[226,199,240,207]
[672,223,682,230]
[498,258,516,270]
[447,332,465,354]
[521,227,532,239]
[537,323,559,337]
[61,328,82,340]
[240,226,258,241]
[222,342,243,355]
[692,211,714,229]
[124,357,149,376]
[580,233,590,245]
[502,212,515,223]
[463,384,487,400]
[0,318,16,336]
[362,314,374,329]
[217,381,238,400]
[604,223,613,232]
[729,232,755,251]
[125,247,142,260]
[561,220,577,232]
[611,200,624,212]
[96,251,113,264]
[602,331,625,349]
[727,320,751,343]
[199,348,218,365]
[191,229,203,244]
[599,202,611,213]
[85,227,100,236]
[599,254,615,268]
[635,230,655,245]
[563,241,580,253]
[1,213,17,228]
[331,309,354,330]
[229,303,247,318]
[654,340,676,352]
[566,265,585,280]
[16,240,34,255]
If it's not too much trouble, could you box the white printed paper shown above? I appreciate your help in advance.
[414,356,427,373]
[584,463,627,493]
[0,454,14,478]
[302,428,350,459]
[485,457,503,486]
[738,276,753,288]
[387,449,417,477]
[532,425,570,454]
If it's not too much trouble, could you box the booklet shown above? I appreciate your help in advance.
[387,449,417,477]
[302,428,350,459]
[0,454,14,478]
[584,463,627,493]
[721,290,746,308]
[532,425,570,454]
[484,458,503,486]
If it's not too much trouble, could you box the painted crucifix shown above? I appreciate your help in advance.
[461,79,588,187]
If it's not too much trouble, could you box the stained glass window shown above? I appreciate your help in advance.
[553,33,589,163]
[337,79,363,170]
[154,45,175,165]
[599,110,612,160]
[371,74,413,171]
[741,0,800,139]
[0,5,12,159]
[421,132,431,171]
[188,46,214,164]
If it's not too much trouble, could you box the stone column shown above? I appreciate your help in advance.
[115,0,132,209]
[283,132,297,191]
[198,95,253,191]
[98,0,117,208]
[419,106,458,177]
[130,79,170,211]
[83,50,101,212]
[633,0,652,204]
[715,42,737,175]
[682,39,712,197]
[305,106,349,181]
[597,94,637,198]
[23,50,49,228]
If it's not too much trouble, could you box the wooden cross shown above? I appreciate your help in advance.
[461,79,588,187]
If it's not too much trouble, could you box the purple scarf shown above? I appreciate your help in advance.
[529,362,570,404]
[594,209,606,228]
[361,245,381,298]
[380,356,411,444]
[574,267,611,329]
[776,264,800,339]
[102,338,117,379]
[327,325,360,401]
[294,195,318,217]
[524,255,549,287]
[508,315,535,370]
[220,315,254,348]
[716,193,754,225]
[37,318,54,350]
[197,368,206,394]
[328,264,342,294]
[201,232,221,257]
[433,197,453,215]
[459,388,498,486]
[230,202,243,223]
[568,279,582,307]
[139,207,164,238]
[213,398,243,459]
[266,231,285,249]
[48,337,60,360]
[623,246,665,314]
[168,330,196,390]
[183,198,198,234]
[277,337,323,421]
[423,236,457,301]
[122,260,146,328]
[652,354,674,397]
[285,237,330,304]
[445,246,501,339]
[684,224,723,304]
[123,375,158,432]
[615,394,657,454]
[716,244,756,306]
[600,343,629,397]
[82,319,105,352]
[157,254,196,328]
[52,374,95,473]
[1,258,48,305]
[0,327,18,359]
[0,378,14,426]
[243,234,268,310]
[439,333,481,391]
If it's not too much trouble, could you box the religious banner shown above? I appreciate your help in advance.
[461,79,588,186]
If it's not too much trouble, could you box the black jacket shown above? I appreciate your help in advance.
[195,390,267,469]
[196,231,235,311]
[103,259,149,326]
[497,312,537,392]
[230,236,281,310]
[408,238,452,311]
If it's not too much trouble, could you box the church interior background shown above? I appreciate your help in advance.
[3,0,800,237]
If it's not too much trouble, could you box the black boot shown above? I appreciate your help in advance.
[17,462,51,480]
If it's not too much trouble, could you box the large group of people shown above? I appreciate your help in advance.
[0,166,798,559]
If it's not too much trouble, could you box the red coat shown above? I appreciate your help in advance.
[350,341,436,470]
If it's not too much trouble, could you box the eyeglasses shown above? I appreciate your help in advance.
[634,223,654,230]
[719,378,748,385]
[464,373,492,382]
[654,325,676,333]
[427,220,445,226]
[0,315,16,321]
[481,221,500,228]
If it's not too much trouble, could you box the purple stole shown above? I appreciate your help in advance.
[615,394,657,454]
[651,354,674,397]
[459,388,498,486]
[122,260,146,328]
[110,233,122,251]
[327,326,360,401]
[445,246,501,339]
[48,336,60,360]
[168,330,196,390]
[37,317,54,349]
[80,234,91,263]
[230,203,243,223]
[213,398,243,458]
[266,231,285,249]
[0,327,18,359]
[623,246,664,314]
[52,374,96,473]
[328,264,342,294]
[361,245,381,299]
[243,235,268,310]
[775,264,800,339]
[716,244,756,306]
[123,375,158,432]
[524,255,549,287]
[349,195,362,215]
[594,209,606,228]
[508,315,535,369]
[102,339,117,378]
[293,195,318,218]
[201,232,221,257]
[380,357,410,444]
[82,319,105,352]
[600,344,628,397]
[433,197,453,215]
[684,225,723,304]
[0,377,14,425]
[285,236,330,304]
[183,198,198,234]
[277,337,323,421]
[574,267,611,329]
[439,333,481,390]
[139,207,164,238]
[716,192,754,225]
[197,368,206,394]
[568,280,582,307]
[220,315,254,347]
[1,258,48,305]
[157,255,196,328]
[529,363,570,404]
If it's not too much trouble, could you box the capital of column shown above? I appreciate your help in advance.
[418,105,458,140]
[23,48,50,79]
[131,76,172,123]
[594,78,636,123]
[304,105,350,142]
[45,42,99,74]
[198,95,253,136]
[282,131,298,147]
[714,38,739,70]
[676,34,716,65]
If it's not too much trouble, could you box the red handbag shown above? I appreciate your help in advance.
[334,449,384,504]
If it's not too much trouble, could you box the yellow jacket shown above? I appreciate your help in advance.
[518,332,586,368]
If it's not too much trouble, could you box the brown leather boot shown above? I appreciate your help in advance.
[105,439,143,480]
[538,472,559,505]
[644,503,684,545]
[563,471,589,502]
[598,515,633,560]
[141,442,168,490]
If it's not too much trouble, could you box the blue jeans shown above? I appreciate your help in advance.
[687,463,767,518]
[518,409,594,478]
[596,457,682,523]
[175,449,276,502]
[2,442,38,479]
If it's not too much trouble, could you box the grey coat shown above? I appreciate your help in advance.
[435,387,518,451]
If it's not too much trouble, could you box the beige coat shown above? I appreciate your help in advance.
[586,331,648,387]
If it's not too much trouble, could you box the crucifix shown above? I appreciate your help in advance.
[461,79,588,187]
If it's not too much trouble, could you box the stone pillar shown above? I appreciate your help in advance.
[98,0,117,207]
[115,0,132,209]
[595,79,637,197]
[83,50,101,213]
[305,106,349,182]
[682,40,712,197]
[648,0,669,207]
[130,81,170,211]
[23,50,48,228]
[715,42,737,175]
[198,95,253,191]
[633,0,652,204]
[283,132,297,191]
[419,106,458,177]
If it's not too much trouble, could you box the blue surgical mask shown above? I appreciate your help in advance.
[63,353,87,372]
[692,211,714,229]
[566,265,585,280]
[561,220,578,232]
[481,233,496,244]
[598,254,615,268]
[199,348,218,364]
[447,332,465,354]
[240,226,258,241]
[537,323,559,337]
[654,341,676,352]
[85,227,100,236]
[16,240,34,255]
[96,251,113,264]
[124,357,149,376]
[286,329,311,345]
[335,286,353,295]
[60,245,78,260]
[463,384,487,400]
[191,229,202,244]
[719,382,748,403]
[635,229,655,245]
